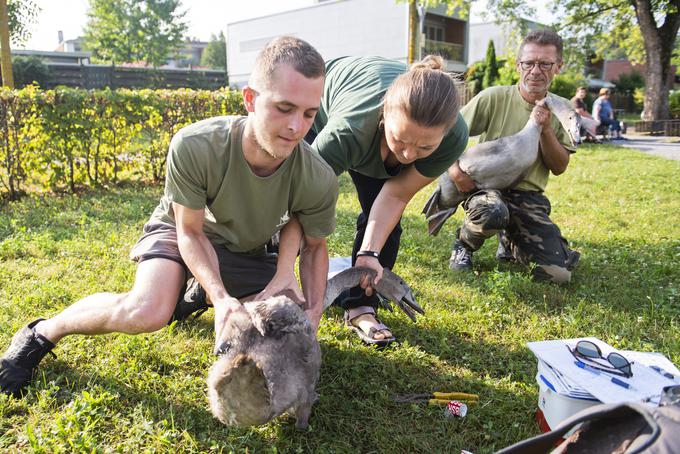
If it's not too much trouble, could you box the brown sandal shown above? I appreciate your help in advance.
[344,306,396,347]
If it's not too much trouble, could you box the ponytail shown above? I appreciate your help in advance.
[384,55,460,129]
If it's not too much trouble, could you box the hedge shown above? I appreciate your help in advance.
[0,86,245,200]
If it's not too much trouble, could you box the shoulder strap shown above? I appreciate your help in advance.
[496,403,662,454]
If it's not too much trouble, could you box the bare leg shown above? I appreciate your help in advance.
[34,258,186,344]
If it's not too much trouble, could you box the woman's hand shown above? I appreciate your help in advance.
[355,255,383,297]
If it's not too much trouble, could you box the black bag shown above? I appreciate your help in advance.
[497,387,680,454]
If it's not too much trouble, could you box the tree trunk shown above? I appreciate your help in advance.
[633,0,680,120]
[0,0,14,89]
[69,152,75,193]
[408,0,419,65]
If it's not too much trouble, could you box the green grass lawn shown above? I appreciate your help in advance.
[1,144,679,453]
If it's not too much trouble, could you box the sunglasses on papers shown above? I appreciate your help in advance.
[568,340,633,378]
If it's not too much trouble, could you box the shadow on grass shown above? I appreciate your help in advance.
[309,340,534,452]
[391,207,678,314]
[7,317,537,453]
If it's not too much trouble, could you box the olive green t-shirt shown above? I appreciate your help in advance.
[150,116,339,254]
[460,85,576,192]
[311,56,468,178]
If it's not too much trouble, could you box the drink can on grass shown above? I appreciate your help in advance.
[444,400,467,418]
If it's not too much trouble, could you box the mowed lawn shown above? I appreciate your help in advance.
[0,144,678,453]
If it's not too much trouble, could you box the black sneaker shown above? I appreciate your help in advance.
[449,241,473,271]
[0,319,56,396]
[496,234,514,263]
[566,250,581,271]
[168,278,210,324]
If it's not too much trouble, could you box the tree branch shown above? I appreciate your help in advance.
[658,0,680,42]
[559,1,631,28]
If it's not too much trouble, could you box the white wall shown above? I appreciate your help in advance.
[227,0,409,87]
[467,22,508,64]
[468,20,543,64]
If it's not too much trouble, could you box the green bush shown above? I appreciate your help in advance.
[497,59,519,86]
[0,87,245,199]
[550,71,587,100]
[613,70,645,92]
[12,56,50,88]
[467,56,516,94]
[482,40,499,90]
[670,90,680,119]
[465,61,486,95]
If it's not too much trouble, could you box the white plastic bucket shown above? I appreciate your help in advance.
[536,372,600,434]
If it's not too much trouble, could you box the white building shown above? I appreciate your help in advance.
[227,0,468,87]
[467,20,542,64]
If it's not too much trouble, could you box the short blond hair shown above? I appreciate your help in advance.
[383,55,460,129]
[250,36,325,89]
[599,88,611,96]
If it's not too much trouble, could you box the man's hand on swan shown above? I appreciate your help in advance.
[449,160,476,194]
[531,100,552,128]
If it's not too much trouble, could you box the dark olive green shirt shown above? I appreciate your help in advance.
[461,85,575,192]
[311,56,468,178]
[151,116,338,253]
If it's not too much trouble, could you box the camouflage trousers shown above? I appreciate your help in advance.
[457,189,580,283]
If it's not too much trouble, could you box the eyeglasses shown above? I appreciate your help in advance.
[568,340,633,378]
[518,61,557,72]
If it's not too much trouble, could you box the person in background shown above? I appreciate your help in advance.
[571,86,599,142]
[592,88,625,140]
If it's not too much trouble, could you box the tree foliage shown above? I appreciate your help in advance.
[482,40,499,89]
[423,0,679,120]
[83,0,188,68]
[549,0,679,119]
[7,0,39,45]
[200,31,227,70]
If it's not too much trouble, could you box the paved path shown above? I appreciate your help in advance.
[613,135,680,161]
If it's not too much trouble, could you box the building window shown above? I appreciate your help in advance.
[425,24,444,42]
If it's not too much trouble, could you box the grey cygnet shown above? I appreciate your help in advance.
[207,267,422,428]
[207,295,320,429]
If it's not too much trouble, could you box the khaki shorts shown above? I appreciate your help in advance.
[129,221,277,299]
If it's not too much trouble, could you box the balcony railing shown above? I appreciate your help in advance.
[422,39,464,62]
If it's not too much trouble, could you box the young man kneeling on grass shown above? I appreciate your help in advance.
[0,36,338,397]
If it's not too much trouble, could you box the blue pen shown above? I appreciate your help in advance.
[650,365,675,380]
[611,376,636,390]
[576,361,636,390]
[540,374,556,392]
[574,360,600,375]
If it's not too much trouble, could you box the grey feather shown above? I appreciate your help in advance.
[208,295,320,429]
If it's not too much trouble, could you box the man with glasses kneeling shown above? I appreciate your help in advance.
[448,29,580,283]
